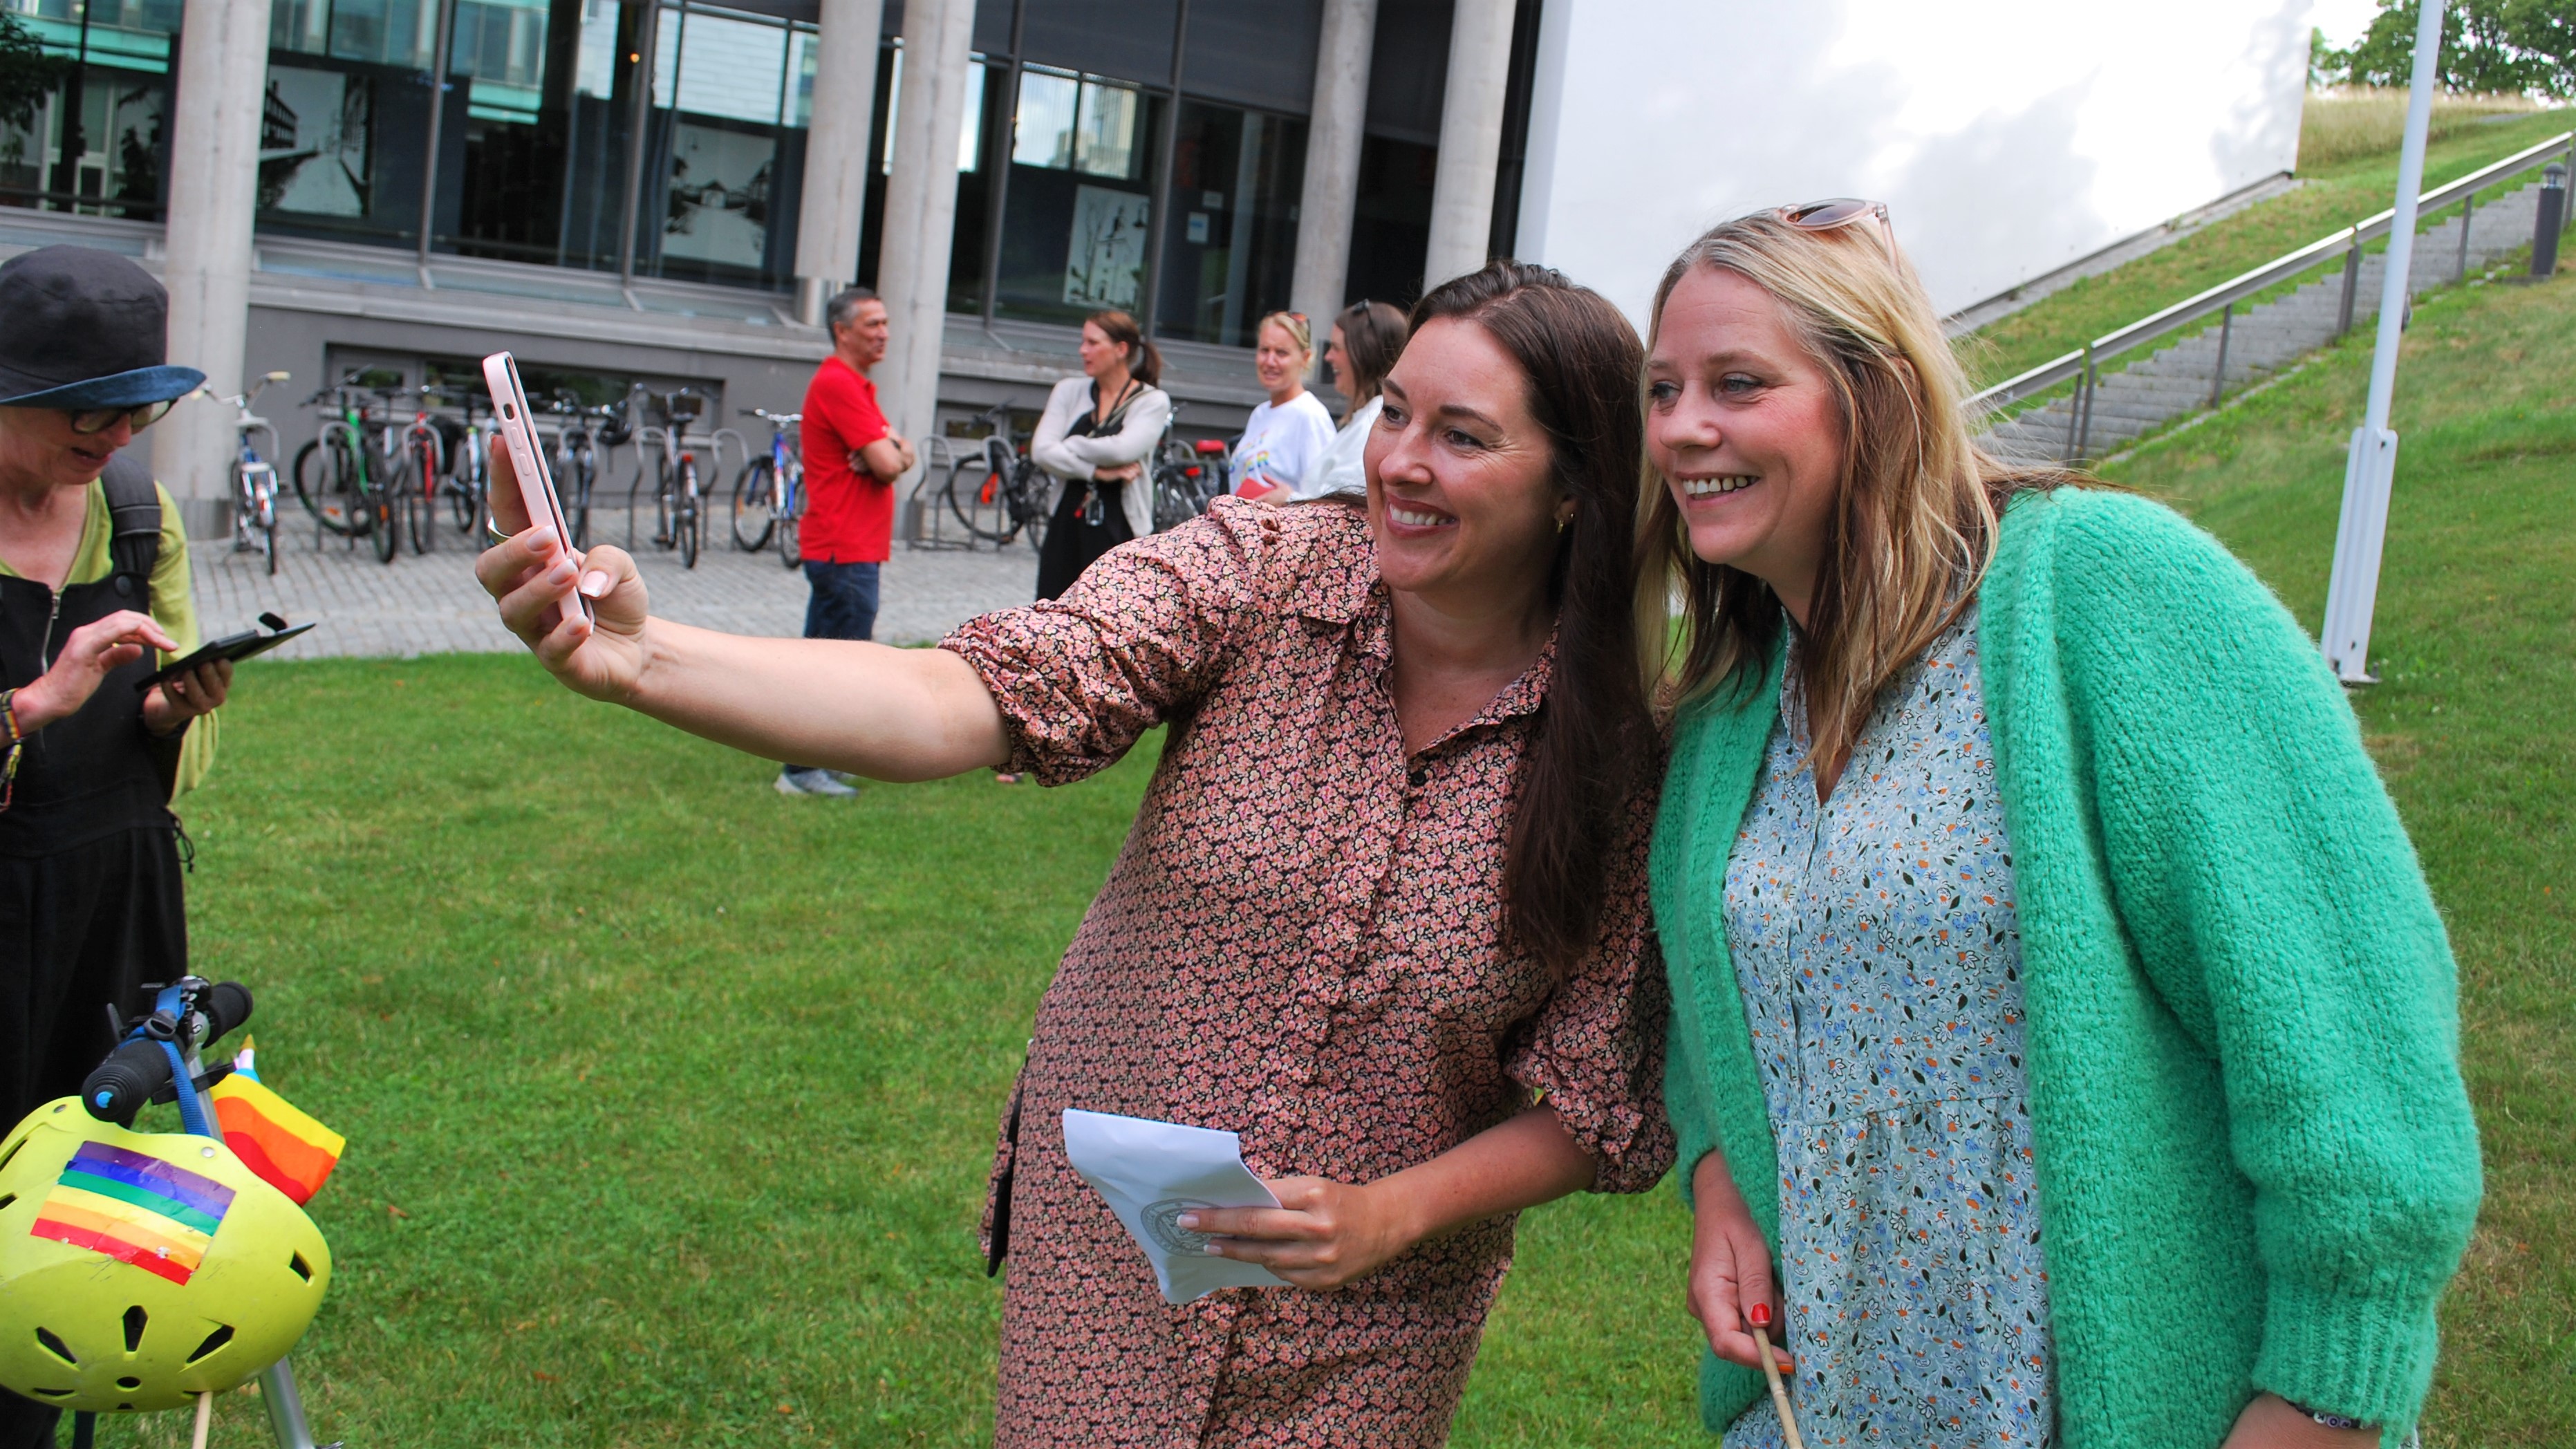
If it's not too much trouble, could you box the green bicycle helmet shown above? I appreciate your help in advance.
[0,1098,332,1412]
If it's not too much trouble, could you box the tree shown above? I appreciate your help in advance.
[0,11,71,135]
[2336,0,2576,97]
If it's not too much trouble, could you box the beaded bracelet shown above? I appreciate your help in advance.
[2283,1399,2368,1431]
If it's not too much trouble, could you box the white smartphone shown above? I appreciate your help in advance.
[480,351,592,621]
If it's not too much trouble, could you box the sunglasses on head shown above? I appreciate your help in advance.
[66,398,180,436]
[1776,198,1897,263]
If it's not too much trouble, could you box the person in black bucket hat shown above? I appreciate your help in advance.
[0,244,234,1449]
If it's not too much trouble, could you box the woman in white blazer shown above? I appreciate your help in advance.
[1031,309,1173,601]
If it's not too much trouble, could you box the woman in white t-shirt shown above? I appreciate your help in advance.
[1229,311,1336,503]
[1300,299,1409,501]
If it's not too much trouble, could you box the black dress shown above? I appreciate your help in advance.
[1034,380,1146,601]
[0,460,191,1449]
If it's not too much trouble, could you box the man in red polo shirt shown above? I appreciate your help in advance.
[778,286,916,797]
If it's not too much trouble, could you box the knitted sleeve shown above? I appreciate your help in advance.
[2044,489,2482,1432]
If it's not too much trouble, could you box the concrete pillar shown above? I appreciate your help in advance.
[1421,0,1515,290]
[872,0,975,454]
[1289,0,1377,344]
[153,0,274,538]
[792,0,886,326]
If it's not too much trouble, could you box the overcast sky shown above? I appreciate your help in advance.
[2311,0,2387,49]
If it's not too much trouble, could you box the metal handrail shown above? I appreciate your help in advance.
[1972,130,2576,413]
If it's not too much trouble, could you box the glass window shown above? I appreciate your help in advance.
[1345,133,1435,308]
[2,0,177,217]
[326,0,438,70]
[990,66,1159,325]
[1154,100,1303,346]
[633,1,815,288]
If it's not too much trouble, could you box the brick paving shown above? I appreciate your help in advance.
[193,512,1044,660]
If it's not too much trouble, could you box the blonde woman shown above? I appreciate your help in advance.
[1229,310,1334,503]
[1643,203,2479,1448]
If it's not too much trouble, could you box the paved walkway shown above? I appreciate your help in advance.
[194,518,1044,660]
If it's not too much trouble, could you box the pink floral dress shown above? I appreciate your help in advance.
[942,498,1674,1448]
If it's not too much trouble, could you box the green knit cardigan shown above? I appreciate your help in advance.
[1652,487,2482,1448]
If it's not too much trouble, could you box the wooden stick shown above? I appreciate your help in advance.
[1748,1302,1808,1449]
[190,1390,214,1449]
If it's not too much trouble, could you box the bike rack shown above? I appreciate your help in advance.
[905,436,982,552]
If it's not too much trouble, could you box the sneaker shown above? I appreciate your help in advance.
[776,767,860,798]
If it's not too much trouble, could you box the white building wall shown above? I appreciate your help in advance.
[1517,0,2313,323]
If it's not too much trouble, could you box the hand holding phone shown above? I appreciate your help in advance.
[480,352,591,621]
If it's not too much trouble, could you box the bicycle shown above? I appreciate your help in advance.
[428,384,498,543]
[215,370,290,577]
[622,385,707,569]
[942,402,1051,552]
[548,392,623,550]
[391,387,447,556]
[729,407,804,567]
[290,376,396,561]
[1149,404,1227,532]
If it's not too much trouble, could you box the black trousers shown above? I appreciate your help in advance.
[1034,480,1134,601]
[0,826,187,1449]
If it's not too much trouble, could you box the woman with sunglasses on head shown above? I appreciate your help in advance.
[1643,204,2478,1448]
[476,261,1672,1446]
[1032,309,1173,601]
[1229,310,1336,503]
[0,246,233,1449]
[1301,300,1409,502]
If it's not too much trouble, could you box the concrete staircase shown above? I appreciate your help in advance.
[1984,178,2555,463]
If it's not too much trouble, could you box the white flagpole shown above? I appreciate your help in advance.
[2321,0,2446,684]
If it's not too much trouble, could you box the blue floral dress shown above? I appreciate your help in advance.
[1719,607,2055,1448]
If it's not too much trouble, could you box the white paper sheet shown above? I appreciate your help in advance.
[1060,1108,1289,1305]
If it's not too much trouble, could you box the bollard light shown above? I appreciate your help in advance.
[2534,163,2566,278]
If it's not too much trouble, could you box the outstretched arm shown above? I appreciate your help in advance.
[475,448,1007,781]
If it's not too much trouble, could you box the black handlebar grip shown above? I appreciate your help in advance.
[198,981,254,1047]
[82,1038,174,1124]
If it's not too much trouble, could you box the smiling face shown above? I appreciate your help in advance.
[1365,317,1567,608]
[1077,321,1129,382]
[1253,320,1308,403]
[0,405,135,496]
[1646,265,1847,624]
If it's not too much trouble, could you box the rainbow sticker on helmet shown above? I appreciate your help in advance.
[28,1141,236,1285]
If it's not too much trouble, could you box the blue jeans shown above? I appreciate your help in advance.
[785,561,879,777]
[803,559,880,642]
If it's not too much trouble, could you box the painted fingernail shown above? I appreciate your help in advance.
[1175,1213,1200,1230]
[578,570,611,598]
[1746,1302,1772,1328]
[1201,1243,1225,1256]
[525,525,558,552]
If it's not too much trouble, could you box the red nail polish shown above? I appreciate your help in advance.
[1747,1302,1771,1328]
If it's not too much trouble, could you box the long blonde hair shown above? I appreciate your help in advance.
[1635,212,2068,769]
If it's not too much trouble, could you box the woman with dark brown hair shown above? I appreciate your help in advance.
[1032,308,1171,599]
[474,260,1672,1446]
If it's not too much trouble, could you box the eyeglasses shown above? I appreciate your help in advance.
[1776,198,1896,263]
[67,398,180,436]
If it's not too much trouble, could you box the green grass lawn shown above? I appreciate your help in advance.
[1961,105,2574,387]
[102,252,2570,1449]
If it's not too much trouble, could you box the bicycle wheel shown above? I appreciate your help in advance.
[259,483,278,577]
[731,458,776,551]
[676,456,702,569]
[568,442,595,548]
[368,472,400,563]
[1016,464,1051,554]
[404,445,438,555]
[777,477,801,569]
[945,451,1014,542]
[293,435,362,536]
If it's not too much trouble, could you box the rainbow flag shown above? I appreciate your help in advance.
[28,1142,236,1285]
[209,1073,343,1206]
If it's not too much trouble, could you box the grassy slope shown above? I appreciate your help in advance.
[1961,108,2573,388]
[133,277,2566,1447]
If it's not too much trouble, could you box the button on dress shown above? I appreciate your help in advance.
[942,498,1672,1448]
[1718,607,2053,1448]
